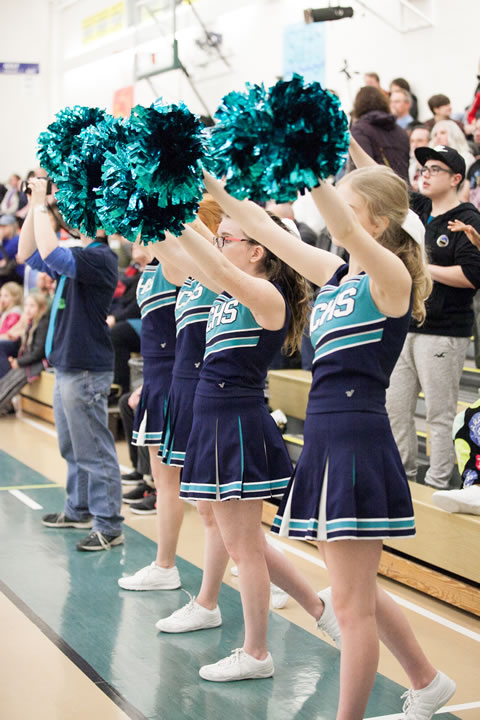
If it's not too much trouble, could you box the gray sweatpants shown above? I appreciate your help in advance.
[386,333,470,489]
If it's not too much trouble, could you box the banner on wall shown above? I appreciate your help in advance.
[283,22,326,86]
[0,63,39,74]
[82,2,125,45]
[113,85,134,118]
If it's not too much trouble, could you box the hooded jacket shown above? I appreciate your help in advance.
[410,193,480,336]
[350,111,410,181]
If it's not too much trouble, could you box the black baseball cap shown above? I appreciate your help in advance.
[415,145,466,181]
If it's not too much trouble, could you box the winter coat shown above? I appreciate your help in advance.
[350,110,410,181]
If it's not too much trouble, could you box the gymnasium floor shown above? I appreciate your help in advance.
[0,413,478,720]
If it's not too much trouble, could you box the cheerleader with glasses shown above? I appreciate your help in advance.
[201,164,455,719]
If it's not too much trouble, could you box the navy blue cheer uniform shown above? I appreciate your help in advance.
[272,265,415,541]
[159,278,217,467]
[132,261,177,446]
[180,287,292,501]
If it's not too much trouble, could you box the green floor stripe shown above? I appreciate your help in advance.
[0,454,459,720]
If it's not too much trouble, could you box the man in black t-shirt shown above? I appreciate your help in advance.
[386,146,480,489]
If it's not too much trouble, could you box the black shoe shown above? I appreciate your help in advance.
[122,481,152,504]
[130,492,157,515]
[76,530,124,551]
[121,470,144,485]
[42,512,93,529]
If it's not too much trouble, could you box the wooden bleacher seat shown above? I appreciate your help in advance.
[266,369,480,616]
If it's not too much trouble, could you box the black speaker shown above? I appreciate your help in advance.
[304,6,354,23]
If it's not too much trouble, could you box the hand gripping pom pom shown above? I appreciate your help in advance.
[37,106,107,181]
[97,145,198,246]
[207,74,349,203]
[54,115,129,238]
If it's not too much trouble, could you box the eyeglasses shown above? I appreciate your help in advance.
[213,236,248,248]
[419,165,455,177]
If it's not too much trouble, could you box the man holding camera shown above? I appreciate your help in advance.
[18,177,124,551]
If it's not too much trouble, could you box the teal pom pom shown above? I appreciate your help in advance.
[54,115,129,238]
[207,74,349,202]
[127,100,206,208]
[37,106,107,181]
[97,145,198,245]
[96,99,205,244]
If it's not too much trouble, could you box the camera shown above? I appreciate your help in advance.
[21,176,53,196]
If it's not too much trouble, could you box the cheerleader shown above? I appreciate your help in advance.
[118,197,222,591]
[169,211,320,682]
[117,255,180,588]
[154,215,341,645]
[202,168,455,718]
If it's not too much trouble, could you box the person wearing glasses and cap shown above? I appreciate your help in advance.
[385,145,480,491]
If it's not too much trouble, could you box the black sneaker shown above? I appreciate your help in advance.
[76,530,124,551]
[122,481,152,504]
[121,470,144,485]
[42,512,93,529]
[130,492,157,515]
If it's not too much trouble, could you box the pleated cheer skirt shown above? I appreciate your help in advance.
[159,375,198,468]
[180,392,292,501]
[132,356,174,447]
[271,410,415,541]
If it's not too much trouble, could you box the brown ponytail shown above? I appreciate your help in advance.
[246,214,312,354]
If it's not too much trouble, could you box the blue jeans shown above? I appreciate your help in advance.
[53,369,123,535]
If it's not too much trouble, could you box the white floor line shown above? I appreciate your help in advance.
[366,702,480,719]
[8,489,43,510]
[19,415,58,438]
[267,534,480,643]
[15,415,480,643]
[19,416,132,474]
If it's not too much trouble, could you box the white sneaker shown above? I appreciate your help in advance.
[199,648,274,682]
[155,596,221,632]
[402,671,456,720]
[230,566,289,609]
[270,583,289,609]
[118,562,181,590]
[316,587,342,649]
[433,485,480,515]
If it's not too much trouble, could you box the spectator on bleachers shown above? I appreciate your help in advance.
[390,88,414,130]
[108,244,148,324]
[409,124,431,189]
[349,86,410,181]
[35,271,56,305]
[0,215,24,285]
[0,174,27,217]
[118,385,153,496]
[264,201,317,246]
[0,291,49,416]
[0,281,23,338]
[389,77,418,121]
[108,246,149,399]
[386,146,480,489]
[432,393,480,515]
[423,94,465,134]
[363,71,389,97]
[431,120,476,173]
[0,281,24,376]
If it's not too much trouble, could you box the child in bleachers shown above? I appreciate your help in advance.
[0,291,49,415]
[0,281,24,376]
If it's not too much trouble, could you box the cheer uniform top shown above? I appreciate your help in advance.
[132,261,177,446]
[272,265,416,541]
[180,287,293,501]
[159,277,218,467]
